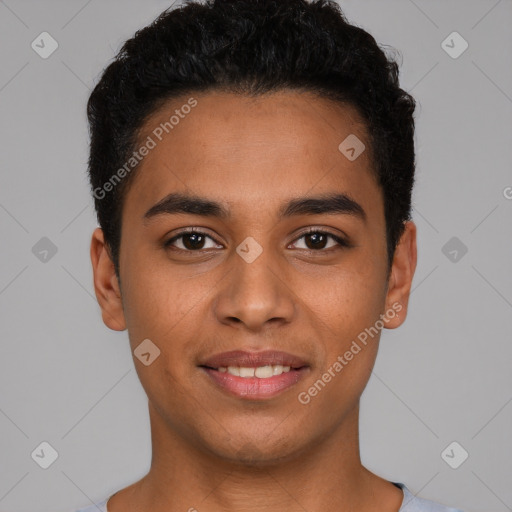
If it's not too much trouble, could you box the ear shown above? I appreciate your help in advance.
[90,227,126,331]
[383,220,417,329]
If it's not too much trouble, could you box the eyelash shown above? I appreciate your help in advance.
[164,227,351,253]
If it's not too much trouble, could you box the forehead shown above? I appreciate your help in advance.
[125,90,379,220]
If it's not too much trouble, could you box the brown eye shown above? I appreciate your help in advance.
[164,230,222,252]
[290,230,350,251]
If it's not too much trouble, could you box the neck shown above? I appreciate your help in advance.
[108,400,402,512]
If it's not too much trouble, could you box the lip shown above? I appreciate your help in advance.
[199,349,308,369]
[200,366,310,400]
[198,350,310,400]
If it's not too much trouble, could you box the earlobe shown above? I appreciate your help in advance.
[383,221,417,329]
[90,227,127,331]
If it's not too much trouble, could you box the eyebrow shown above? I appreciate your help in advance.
[143,192,367,223]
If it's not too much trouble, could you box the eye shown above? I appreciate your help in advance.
[290,229,350,252]
[164,228,222,251]
[164,228,351,253]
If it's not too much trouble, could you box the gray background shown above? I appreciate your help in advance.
[0,1,511,511]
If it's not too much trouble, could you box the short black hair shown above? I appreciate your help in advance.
[87,0,416,279]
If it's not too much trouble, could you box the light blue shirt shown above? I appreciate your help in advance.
[74,482,464,511]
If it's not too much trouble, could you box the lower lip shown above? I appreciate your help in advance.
[200,367,309,400]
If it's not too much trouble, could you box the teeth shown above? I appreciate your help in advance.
[274,365,290,375]
[227,366,240,376]
[218,365,292,378]
[239,367,255,377]
[254,365,273,378]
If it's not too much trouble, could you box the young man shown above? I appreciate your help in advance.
[78,0,464,510]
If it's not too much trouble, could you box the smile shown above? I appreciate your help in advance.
[217,364,291,377]
[199,365,309,400]
[198,349,310,400]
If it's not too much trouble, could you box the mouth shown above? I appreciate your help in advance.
[198,350,310,400]
[201,364,301,377]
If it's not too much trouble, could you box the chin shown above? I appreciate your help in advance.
[207,433,305,467]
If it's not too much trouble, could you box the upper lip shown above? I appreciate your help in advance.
[200,350,309,369]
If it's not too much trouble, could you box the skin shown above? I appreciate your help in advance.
[91,90,417,512]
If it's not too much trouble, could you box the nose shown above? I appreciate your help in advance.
[213,246,295,333]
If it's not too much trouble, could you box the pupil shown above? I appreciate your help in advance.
[307,232,326,249]
[184,233,204,250]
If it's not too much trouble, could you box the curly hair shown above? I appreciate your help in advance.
[86,0,416,278]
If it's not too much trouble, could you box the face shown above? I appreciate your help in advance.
[91,90,416,463]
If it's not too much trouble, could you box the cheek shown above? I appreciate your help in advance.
[300,264,386,338]
[120,255,218,375]
[120,251,187,336]
[297,263,386,405]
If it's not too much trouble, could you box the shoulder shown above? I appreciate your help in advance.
[72,496,109,512]
[394,482,465,512]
